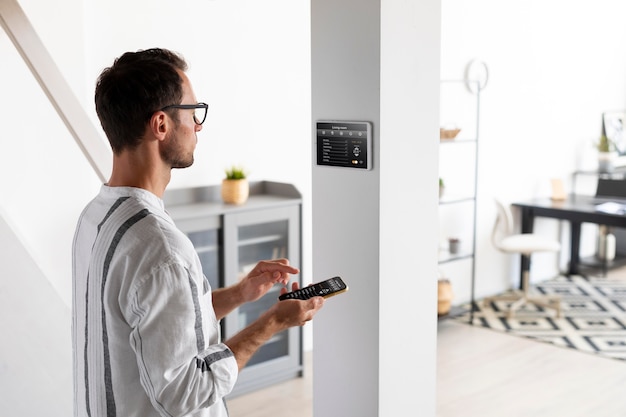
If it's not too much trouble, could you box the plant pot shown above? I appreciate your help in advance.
[437,279,454,316]
[221,178,249,205]
[598,151,618,173]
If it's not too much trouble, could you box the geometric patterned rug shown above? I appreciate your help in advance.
[455,275,626,362]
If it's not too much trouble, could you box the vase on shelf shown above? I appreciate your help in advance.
[221,178,249,205]
[437,279,454,316]
[598,151,618,173]
[597,225,616,261]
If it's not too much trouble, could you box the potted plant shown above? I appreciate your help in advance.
[439,177,445,199]
[221,165,249,204]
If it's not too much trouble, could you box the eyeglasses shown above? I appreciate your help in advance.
[161,102,208,125]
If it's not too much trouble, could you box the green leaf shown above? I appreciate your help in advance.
[224,165,247,180]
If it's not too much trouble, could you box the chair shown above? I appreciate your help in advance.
[595,178,626,199]
[483,199,562,318]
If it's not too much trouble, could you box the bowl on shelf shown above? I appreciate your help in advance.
[439,127,461,141]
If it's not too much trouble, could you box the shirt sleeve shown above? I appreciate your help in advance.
[123,260,238,416]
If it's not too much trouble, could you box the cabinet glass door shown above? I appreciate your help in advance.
[223,206,300,372]
[239,219,290,366]
[175,216,221,291]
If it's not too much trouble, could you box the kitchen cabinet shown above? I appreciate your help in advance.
[164,181,302,397]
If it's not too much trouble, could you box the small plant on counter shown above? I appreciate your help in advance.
[222,166,249,205]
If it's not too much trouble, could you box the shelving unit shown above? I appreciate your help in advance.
[438,80,480,323]
[163,181,303,397]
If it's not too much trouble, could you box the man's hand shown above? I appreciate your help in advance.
[238,259,299,303]
[212,259,299,320]
[225,284,324,370]
[273,282,324,327]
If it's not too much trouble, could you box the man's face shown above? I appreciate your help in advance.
[160,71,202,169]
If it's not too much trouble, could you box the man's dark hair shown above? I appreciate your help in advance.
[95,48,188,154]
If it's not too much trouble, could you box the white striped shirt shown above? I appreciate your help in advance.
[72,185,237,417]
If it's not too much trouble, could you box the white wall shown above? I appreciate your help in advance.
[0,0,99,308]
[0,211,72,415]
[440,0,626,303]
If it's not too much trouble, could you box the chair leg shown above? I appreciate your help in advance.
[483,257,561,318]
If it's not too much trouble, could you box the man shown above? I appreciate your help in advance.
[72,48,324,417]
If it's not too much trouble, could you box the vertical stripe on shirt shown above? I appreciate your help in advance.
[88,203,150,417]
[187,269,205,352]
[83,271,92,417]
[82,197,130,417]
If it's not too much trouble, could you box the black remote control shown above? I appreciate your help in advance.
[279,276,348,301]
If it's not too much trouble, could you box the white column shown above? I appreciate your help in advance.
[311,0,440,416]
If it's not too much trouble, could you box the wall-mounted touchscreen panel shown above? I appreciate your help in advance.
[316,121,372,170]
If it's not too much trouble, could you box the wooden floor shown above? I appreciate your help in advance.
[228,269,626,417]
[436,320,626,417]
[227,354,313,417]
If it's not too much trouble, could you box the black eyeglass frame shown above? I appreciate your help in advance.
[160,102,209,125]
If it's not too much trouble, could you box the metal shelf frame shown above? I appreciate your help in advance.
[438,79,481,324]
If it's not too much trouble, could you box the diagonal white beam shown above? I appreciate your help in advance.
[0,0,111,182]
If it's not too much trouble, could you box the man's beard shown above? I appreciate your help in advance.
[161,130,194,169]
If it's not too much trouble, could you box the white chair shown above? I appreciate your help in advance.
[483,199,562,318]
